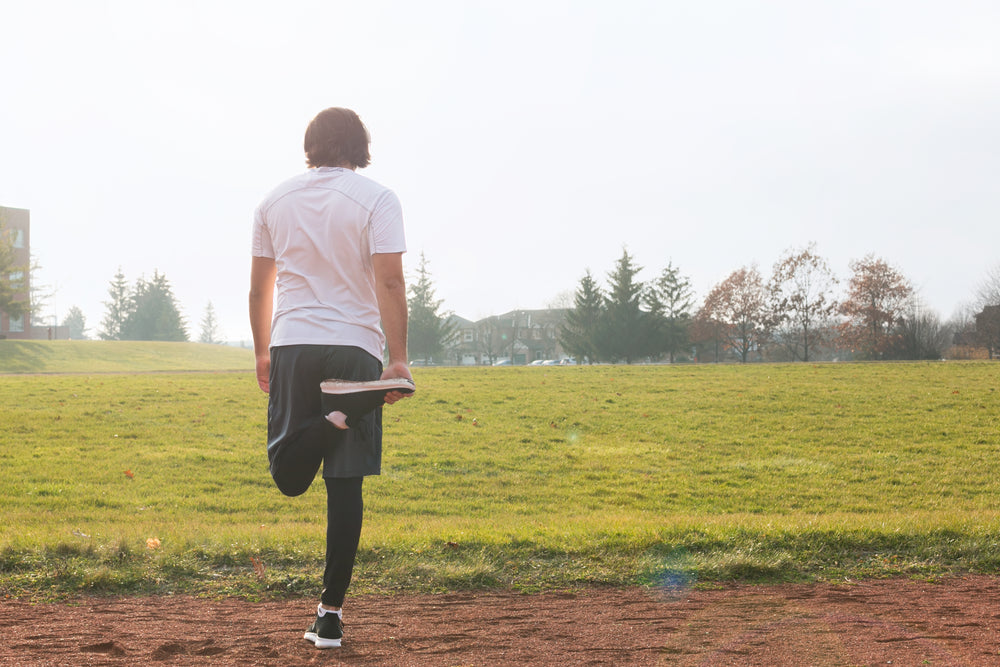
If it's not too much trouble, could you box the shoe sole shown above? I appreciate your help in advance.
[304,630,342,649]
[320,378,415,395]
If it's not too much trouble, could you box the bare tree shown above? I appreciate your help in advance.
[546,290,574,309]
[689,309,726,363]
[975,263,1000,308]
[894,302,950,360]
[29,254,53,328]
[769,244,839,362]
[699,266,771,363]
[476,316,503,365]
[838,255,913,360]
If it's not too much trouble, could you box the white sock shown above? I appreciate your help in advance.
[317,604,342,618]
[325,411,349,430]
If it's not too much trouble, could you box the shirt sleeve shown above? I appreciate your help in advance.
[368,189,406,255]
[251,205,275,259]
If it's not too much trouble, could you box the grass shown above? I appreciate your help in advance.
[0,340,253,373]
[1,343,999,599]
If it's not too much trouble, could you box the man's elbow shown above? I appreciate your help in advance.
[379,276,406,293]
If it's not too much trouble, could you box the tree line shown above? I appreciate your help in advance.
[559,245,1000,363]
[19,265,218,344]
[3,217,998,359]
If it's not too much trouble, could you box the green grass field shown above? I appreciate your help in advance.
[1,341,998,599]
[0,340,253,373]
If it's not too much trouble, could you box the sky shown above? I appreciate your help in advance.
[1,0,998,343]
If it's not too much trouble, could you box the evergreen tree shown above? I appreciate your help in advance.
[560,270,604,364]
[199,301,221,344]
[120,271,188,341]
[645,262,694,362]
[407,253,456,362]
[99,267,130,340]
[62,306,88,340]
[602,249,648,363]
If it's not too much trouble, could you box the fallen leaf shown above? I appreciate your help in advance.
[250,556,266,580]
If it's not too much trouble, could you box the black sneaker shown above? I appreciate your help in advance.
[320,377,415,428]
[304,612,343,649]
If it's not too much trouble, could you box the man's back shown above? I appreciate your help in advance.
[252,166,405,358]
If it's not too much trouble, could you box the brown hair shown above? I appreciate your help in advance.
[304,107,371,168]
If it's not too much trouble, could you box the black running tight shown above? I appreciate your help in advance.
[321,476,364,607]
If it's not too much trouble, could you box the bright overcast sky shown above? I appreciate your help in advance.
[1,1,998,342]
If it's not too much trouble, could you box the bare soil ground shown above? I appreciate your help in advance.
[2,576,999,666]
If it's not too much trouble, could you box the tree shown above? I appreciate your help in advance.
[769,244,839,362]
[199,301,222,344]
[560,270,604,364]
[699,266,771,363]
[645,261,694,363]
[0,217,28,323]
[601,249,649,363]
[120,271,189,341]
[29,253,52,328]
[476,316,504,365]
[99,268,130,341]
[62,306,88,340]
[838,255,913,360]
[407,253,456,363]
[975,263,1000,308]
[893,303,950,360]
[689,308,726,363]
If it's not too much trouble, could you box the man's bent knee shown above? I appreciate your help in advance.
[270,468,315,497]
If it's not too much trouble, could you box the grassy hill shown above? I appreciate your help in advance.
[0,340,254,374]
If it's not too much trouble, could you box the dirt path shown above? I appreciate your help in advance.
[2,577,998,665]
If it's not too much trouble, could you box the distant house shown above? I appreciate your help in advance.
[444,309,570,365]
[0,206,31,340]
[444,315,479,365]
[976,305,1000,359]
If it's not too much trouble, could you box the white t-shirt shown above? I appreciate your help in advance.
[252,167,406,359]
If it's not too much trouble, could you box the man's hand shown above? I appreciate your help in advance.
[255,354,270,393]
[381,360,413,405]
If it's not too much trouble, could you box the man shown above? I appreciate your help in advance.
[249,107,412,649]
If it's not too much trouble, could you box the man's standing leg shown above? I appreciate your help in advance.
[322,476,364,606]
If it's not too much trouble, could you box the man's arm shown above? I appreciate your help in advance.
[372,252,412,399]
[249,256,277,393]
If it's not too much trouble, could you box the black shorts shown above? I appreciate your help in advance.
[267,345,383,495]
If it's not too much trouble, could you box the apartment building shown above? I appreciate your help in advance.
[0,206,31,339]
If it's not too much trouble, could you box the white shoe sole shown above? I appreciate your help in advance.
[304,630,342,648]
